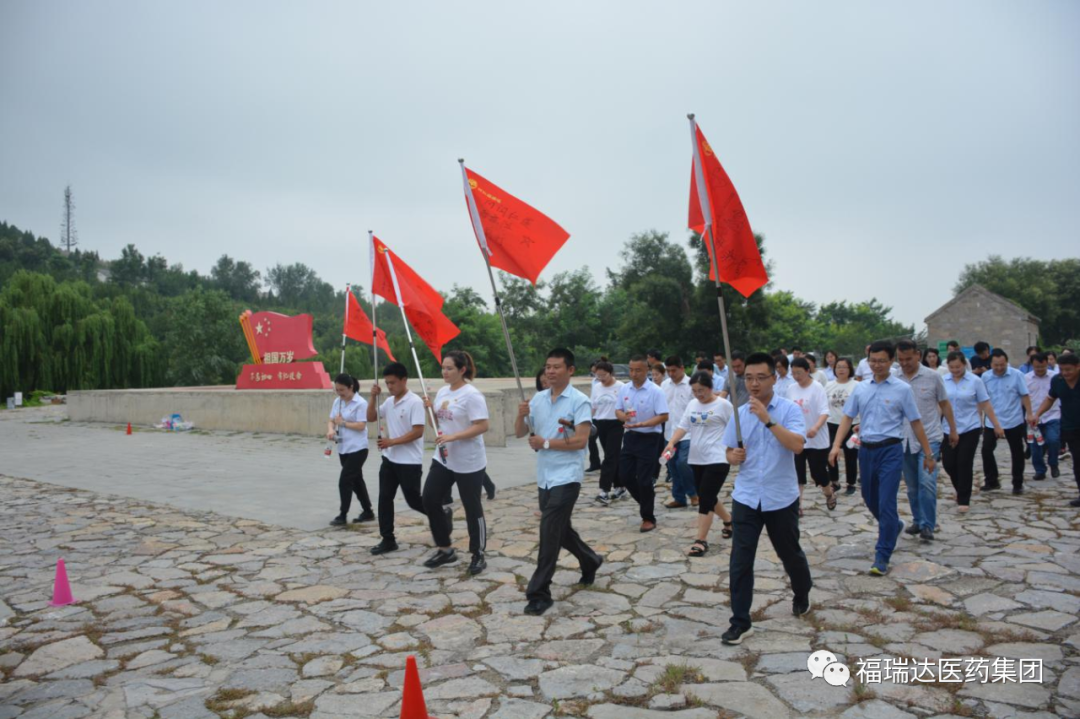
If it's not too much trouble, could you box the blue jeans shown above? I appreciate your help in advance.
[1031,420,1061,476]
[669,440,696,503]
[859,442,904,567]
[902,440,941,532]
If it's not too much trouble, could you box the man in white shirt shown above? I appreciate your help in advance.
[855,344,874,381]
[662,356,697,509]
[774,355,795,399]
[1026,353,1061,481]
[616,355,670,532]
[713,352,730,388]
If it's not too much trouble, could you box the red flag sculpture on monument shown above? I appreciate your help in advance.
[370,236,459,362]
[249,312,319,359]
[461,165,570,285]
[688,121,769,298]
[344,290,395,362]
[236,311,333,389]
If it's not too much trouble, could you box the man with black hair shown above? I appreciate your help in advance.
[970,341,993,377]
[646,349,663,370]
[662,356,697,509]
[1020,346,1042,374]
[829,341,934,576]
[516,348,602,616]
[616,355,670,532]
[981,349,1033,494]
[713,352,729,387]
[721,352,813,645]
[719,351,749,407]
[368,362,437,555]
[1027,353,1060,481]
[1033,353,1080,507]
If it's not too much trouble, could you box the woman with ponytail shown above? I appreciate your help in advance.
[328,373,373,526]
[421,350,491,575]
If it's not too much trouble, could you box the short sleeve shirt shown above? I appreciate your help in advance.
[433,383,489,473]
[380,391,426,465]
[1049,375,1080,432]
[896,365,949,450]
[616,381,669,434]
[942,372,989,435]
[842,375,921,444]
[330,394,368,455]
[722,394,805,511]
[825,380,858,426]
[786,381,830,450]
[677,396,734,465]
[1025,372,1060,424]
[982,367,1029,429]
[590,380,625,421]
[662,376,694,441]
[528,386,593,488]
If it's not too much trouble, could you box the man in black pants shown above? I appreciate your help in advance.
[1033,353,1080,507]
[516,348,603,616]
[980,349,1033,495]
[615,355,669,533]
[367,363,449,555]
[721,352,813,645]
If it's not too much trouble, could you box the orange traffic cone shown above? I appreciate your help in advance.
[400,654,434,719]
[49,558,76,607]
[126,422,132,435]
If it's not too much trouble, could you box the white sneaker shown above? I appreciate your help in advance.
[612,488,628,501]
[595,492,610,506]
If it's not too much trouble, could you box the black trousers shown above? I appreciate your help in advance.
[692,463,730,515]
[795,447,830,487]
[422,460,486,555]
[827,422,859,486]
[525,483,601,602]
[595,419,624,492]
[942,428,980,505]
[587,426,601,469]
[619,431,662,523]
[338,449,371,517]
[982,423,1027,488]
[378,458,426,541]
[1064,428,1080,493]
[729,498,812,631]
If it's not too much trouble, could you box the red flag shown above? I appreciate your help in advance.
[249,311,318,360]
[370,236,460,362]
[688,121,769,298]
[462,164,569,285]
[344,290,396,362]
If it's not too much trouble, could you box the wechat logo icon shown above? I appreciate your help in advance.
[807,649,850,687]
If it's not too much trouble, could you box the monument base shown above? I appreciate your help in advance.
[235,363,332,390]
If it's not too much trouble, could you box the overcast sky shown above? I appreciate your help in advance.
[2,1,1078,331]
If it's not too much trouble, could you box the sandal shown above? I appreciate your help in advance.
[722,522,733,539]
[688,539,709,557]
[826,491,837,511]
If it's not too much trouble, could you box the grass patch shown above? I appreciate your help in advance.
[736,651,760,676]
[884,595,912,613]
[652,663,704,694]
[912,610,979,634]
[199,653,219,666]
[261,699,315,717]
[204,688,256,717]
[849,680,877,704]
[552,698,592,716]
[854,606,890,625]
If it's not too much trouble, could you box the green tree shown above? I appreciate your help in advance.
[110,244,146,287]
[162,288,248,386]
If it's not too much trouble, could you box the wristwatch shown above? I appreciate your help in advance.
[543,439,550,450]
[765,418,776,429]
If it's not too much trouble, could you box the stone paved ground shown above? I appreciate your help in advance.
[1,413,1079,718]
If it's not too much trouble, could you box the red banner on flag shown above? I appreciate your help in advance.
[462,166,569,285]
[344,290,395,362]
[370,236,460,362]
[688,122,769,298]
[249,312,318,360]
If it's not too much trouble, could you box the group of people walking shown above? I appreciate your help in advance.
[325,337,1079,631]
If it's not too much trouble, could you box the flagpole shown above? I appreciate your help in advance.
[459,158,533,434]
[368,231,384,439]
[340,285,349,375]
[384,249,447,461]
[689,114,743,446]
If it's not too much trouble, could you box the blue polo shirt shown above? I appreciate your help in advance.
[942,372,990,434]
[721,394,805,512]
[615,380,669,434]
[982,367,1029,430]
[842,375,921,444]
[529,385,593,489]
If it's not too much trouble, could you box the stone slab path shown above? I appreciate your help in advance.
[1,408,1079,718]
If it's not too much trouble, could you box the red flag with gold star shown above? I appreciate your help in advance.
[249,311,318,360]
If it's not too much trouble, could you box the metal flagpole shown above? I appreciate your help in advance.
[689,113,743,446]
[340,285,349,374]
[368,232,384,439]
[459,158,533,434]
[384,249,447,461]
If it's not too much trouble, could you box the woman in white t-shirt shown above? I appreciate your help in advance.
[923,348,950,378]
[327,373,372,526]
[825,358,860,495]
[421,350,490,576]
[789,358,836,514]
[824,350,839,382]
[662,371,734,557]
[591,358,626,504]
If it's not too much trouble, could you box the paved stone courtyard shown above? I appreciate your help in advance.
[1,407,1079,718]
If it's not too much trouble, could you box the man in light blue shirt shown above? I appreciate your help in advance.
[720,352,813,646]
[830,341,934,576]
[516,348,602,616]
[981,349,1034,494]
[616,356,670,532]
[713,352,730,388]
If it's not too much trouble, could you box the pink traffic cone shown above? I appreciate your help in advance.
[49,558,76,607]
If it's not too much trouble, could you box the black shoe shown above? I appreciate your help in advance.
[845,485,857,496]
[370,539,399,555]
[982,483,1001,492]
[468,553,487,576]
[524,598,554,616]
[793,598,812,617]
[486,486,496,501]
[904,523,921,536]
[920,526,934,542]
[353,510,375,523]
[585,465,601,474]
[329,516,346,526]
[423,549,458,568]
[1071,497,1080,508]
[1033,474,1046,481]
[1012,486,1023,496]
[579,556,603,586]
[1051,466,1060,479]
[721,625,754,645]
